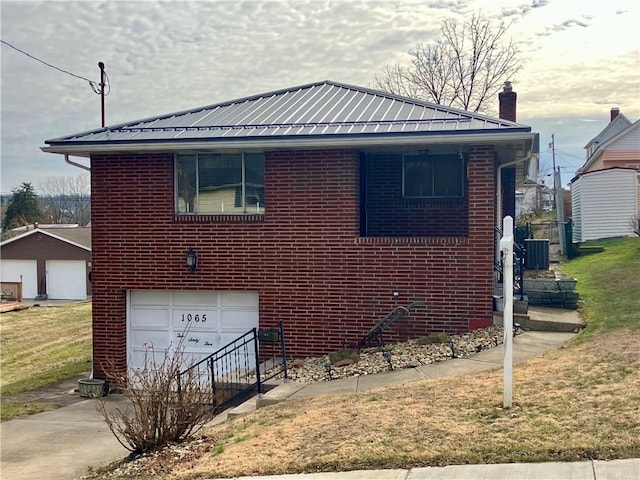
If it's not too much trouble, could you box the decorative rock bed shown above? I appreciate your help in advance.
[269,326,507,383]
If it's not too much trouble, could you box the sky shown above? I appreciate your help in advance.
[1,0,639,195]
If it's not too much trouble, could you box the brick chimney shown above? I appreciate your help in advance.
[610,107,620,122]
[499,81,517,122]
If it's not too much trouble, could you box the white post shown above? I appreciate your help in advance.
[499,215,514,408]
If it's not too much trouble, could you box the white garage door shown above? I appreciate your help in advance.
[127,290,259,372]
[1,260,38,299]
[46,260,87,300]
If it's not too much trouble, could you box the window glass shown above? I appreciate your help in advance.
[403,153,433,197]
[175,153,265,214]
[403,153,464,198]
[244,153,265,212]
[433,155,464,197]
[198,153,242,213]
[176,155,197,213]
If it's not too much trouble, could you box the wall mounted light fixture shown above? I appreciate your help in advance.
[186,249,198,272]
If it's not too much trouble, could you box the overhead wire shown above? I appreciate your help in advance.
[1,39,108,94]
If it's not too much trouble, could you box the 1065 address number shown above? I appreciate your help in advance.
[181,313,207,323]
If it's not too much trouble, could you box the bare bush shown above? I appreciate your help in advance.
[96,337,215,455]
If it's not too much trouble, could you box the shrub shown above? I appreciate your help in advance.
[96,336,215,455]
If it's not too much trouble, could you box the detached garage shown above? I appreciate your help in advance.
[0,225,91,300]
[571,168,639,242]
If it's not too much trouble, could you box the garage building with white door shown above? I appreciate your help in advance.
[0,225,91,300]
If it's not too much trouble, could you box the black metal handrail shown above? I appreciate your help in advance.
[358,301,426,349]
[177,321,287,414]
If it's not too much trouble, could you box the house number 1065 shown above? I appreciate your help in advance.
[181,313,207,323]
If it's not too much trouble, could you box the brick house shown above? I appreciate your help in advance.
[42,81,538,379]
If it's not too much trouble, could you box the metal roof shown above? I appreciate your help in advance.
[43,81,532,154]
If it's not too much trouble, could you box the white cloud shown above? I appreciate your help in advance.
[1,0,638,193]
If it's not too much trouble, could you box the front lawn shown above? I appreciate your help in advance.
[0,302,92,421]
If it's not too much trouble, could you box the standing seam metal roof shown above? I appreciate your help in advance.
[45,80,530,146]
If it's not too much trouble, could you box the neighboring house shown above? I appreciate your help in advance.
[516,179,554,218]
[571,108,640,241]
[579,108,640,174]
[42,80,538,379]
[0,224,91,300]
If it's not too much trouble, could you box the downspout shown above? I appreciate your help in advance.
[63,154,91,377]
[64,154,91,172]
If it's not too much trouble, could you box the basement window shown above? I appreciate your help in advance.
[175,153,265,214]
[403,152,465,198]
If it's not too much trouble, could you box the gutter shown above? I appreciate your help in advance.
[41,131,536,157]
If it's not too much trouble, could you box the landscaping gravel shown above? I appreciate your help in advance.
[270,326,507,383]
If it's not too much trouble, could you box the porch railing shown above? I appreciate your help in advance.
[177,321,287,414]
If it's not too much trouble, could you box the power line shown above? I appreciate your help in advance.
[1,39,99,90]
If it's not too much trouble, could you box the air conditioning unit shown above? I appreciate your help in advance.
[524,239,550,270]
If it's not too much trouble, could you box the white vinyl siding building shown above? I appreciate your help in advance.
[571,168,638,242]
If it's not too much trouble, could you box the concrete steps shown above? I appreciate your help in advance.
[225,381,308,419]
[494,305,585,333]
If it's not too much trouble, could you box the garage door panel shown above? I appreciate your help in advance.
[131,329,171,350]
[173,291,218,306]
[1,260,37,299]
[131,291,170,306]
[131,308,170,328]
[221,310,258,330]
[46,260,87,300]
[129,348,171,370]
[222,291,258,307]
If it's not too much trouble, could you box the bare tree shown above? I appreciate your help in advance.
[375,13,521,114]
[39,175,91,225]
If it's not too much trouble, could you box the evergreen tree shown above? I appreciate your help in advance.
[2,183,43,231]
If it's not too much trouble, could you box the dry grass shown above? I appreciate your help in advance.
[109,329,639,479]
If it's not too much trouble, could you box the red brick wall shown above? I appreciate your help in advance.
[90,147,495,378]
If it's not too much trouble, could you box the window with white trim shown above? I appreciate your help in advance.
[403,152,465,198]
[175,152,265,214]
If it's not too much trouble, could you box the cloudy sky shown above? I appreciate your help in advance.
[1,0,638,194]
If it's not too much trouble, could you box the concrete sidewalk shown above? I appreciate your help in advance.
[209,459,640,479]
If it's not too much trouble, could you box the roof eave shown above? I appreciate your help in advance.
[42,130,535,157]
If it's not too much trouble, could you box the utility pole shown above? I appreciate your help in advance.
[98,62,106,127]
[549,133,557,209]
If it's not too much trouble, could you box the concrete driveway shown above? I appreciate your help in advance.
[1,396,129,480]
